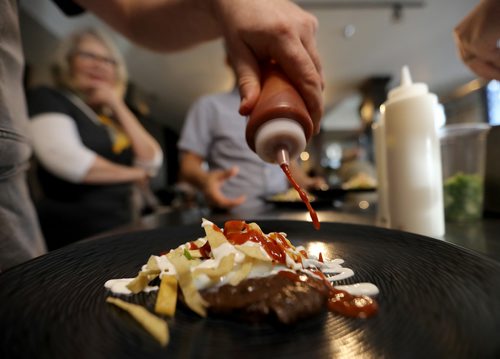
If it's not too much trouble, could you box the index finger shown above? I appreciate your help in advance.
[270,36,324,134]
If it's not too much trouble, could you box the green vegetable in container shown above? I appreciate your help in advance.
[443,172,483,221]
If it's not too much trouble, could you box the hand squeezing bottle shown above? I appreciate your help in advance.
[246,63,319,229]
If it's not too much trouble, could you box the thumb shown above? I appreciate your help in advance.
[220,166,240,180]
[212,166,239,183]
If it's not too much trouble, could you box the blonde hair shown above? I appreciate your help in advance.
[51,28,128,97]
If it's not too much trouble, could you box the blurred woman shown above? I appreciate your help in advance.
[27,28,163,250]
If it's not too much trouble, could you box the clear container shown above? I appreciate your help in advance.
[440,123,491,221]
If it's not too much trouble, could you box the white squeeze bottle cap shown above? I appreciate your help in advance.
[386,66,430,105]
[246,63,313,165]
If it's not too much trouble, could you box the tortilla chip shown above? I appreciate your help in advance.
[235,245,271,262]
[155,275,177,317]
[193,253,235,278]
[126,269,160,294]
[204,224,228,250]
[167,250,208,317]
[106,297,169,346]
[228,260,254,286]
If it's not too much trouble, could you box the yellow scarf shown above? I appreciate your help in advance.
[97,114,131,154]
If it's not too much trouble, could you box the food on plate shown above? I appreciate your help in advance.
[106,297,169,346]
[105,219,379,346]
[270,187,316,202]
[341,172,377,190]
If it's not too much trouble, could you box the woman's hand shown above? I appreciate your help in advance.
[202,166,246,209]
[85,85,123,112]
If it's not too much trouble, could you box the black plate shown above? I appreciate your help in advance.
[1,221,500,359]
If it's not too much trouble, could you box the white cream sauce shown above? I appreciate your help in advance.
[334,282,380,297]
[104,278,158,295]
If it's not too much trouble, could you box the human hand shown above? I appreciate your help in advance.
[85,85,122,111]
[305,176,327,191]
[454,0,500,80]
[212,0,324,133]
[203,166,246,209]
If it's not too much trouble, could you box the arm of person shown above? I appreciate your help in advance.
[88,87,163,175]
[75,0,323,132]
[83,156,147,184]
[179,151,245,209]
[30,112,147,185]
[289,160,326,191]
[454,0,500,80]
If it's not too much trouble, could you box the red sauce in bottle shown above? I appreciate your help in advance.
[245,63,313,153]
[244,63,320,230]
[280,163,320,230]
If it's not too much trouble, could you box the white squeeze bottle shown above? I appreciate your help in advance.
[382,66,444,238]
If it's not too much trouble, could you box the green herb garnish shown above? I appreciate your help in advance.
[443,172,483,221]
[183,248,193,260]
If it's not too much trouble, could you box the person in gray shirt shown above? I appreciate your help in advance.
[178,56,325,213]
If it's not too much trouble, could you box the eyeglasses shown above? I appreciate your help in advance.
[72,50,117,66]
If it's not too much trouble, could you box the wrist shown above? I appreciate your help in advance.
[132,167,147,181]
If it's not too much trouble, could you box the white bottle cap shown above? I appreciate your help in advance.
[254,118,306,164]
[386,66,429,105]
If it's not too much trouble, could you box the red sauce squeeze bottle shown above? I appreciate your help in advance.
[246,63,320,230]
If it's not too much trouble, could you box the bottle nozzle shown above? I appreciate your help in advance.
[276,147,290,165]
[400,65,412,87]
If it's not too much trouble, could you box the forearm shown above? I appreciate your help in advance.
[83,155,146,184]
[75,0,221,51]
[179,152,209,190]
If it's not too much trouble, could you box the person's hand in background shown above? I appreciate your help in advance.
[202,166,246,210]
[303,175,328,191]
[85,84,123,111]
[289,161,327,191]
[454,0,500,80]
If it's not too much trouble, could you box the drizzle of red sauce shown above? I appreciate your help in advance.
[280,163,320,230]
[224,220,247,234]
[306,268,378,318]
[189,241,212,258]
[327,289,378,318]
[223,220,288,264]
[212,223,223,233]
